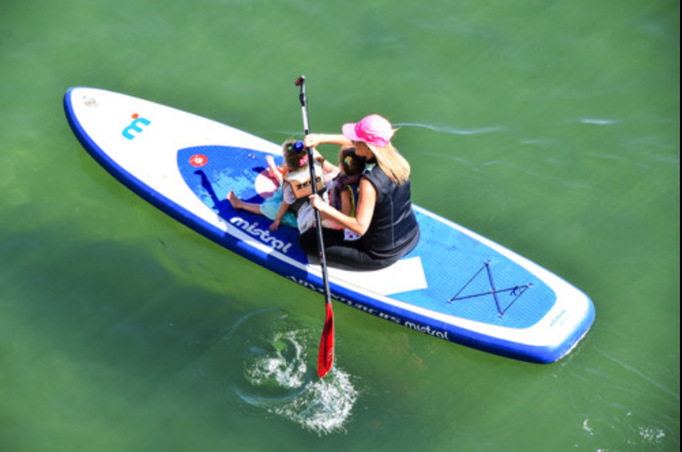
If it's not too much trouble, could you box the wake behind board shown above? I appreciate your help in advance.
[64,87,595,364]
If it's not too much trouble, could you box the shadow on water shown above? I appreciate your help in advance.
[0,227,359,443]
[0,228,242,386]
[0,229,251,451]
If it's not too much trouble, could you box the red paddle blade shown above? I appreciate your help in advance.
[317,302,335,378]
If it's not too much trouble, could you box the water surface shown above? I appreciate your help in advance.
[0,0,679,450]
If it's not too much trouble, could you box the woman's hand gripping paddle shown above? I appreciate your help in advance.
[295,76,334,378]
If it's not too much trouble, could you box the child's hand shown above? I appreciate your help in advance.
[270,219,281,231]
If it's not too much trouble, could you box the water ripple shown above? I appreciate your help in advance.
[396,122,506,136]
[197,309,359,435]
[579,118,619,125]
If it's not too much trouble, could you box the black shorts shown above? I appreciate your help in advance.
[298,227,420,271]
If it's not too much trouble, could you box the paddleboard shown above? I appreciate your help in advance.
[64,87,595,364]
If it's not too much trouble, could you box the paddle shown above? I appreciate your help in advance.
[295,75,334,379]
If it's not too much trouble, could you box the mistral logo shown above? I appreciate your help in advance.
[122,113,151,140]
[230,217,293,254]
[404,322,450,340]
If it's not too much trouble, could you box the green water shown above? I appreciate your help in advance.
[1,0,679,450]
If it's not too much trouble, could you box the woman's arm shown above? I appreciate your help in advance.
[305,134,353,148]
[310,178,377,236]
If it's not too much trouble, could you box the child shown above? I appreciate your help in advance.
[323,147,365,240]
[227,140,338,231]
[297,146,365,237]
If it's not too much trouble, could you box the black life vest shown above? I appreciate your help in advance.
[360,163,420,260]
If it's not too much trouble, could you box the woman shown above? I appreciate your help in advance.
[300,114,420,270]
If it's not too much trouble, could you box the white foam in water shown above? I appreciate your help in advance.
[240,326,358,435]
[638,426,665,444]
[271,368,358,436]
[247,331,307,389]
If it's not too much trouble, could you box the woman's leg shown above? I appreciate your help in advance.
[299,228,391,270]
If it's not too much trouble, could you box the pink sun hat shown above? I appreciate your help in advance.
[342,114,395,148]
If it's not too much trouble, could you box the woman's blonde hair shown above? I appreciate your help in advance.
[367,143,411,185]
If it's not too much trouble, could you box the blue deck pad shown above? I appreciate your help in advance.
[177,145,308,263]
[398,212,557,329]
[178,146,556,330]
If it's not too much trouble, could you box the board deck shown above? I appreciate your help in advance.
[64,87,595,363]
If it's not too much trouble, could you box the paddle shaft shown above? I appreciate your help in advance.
[295,76,334,378]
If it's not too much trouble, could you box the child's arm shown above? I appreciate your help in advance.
[340,189,354,217]
[270,201,291,231]
[266,155,283,184]
[319,189,352,231]
[321,158,338,176]
[308,149,340,180]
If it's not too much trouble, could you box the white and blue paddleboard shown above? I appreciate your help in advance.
[64,87,595,364]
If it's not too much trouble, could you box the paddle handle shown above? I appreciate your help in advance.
[295,76,334,378]
[296,76,310,133]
